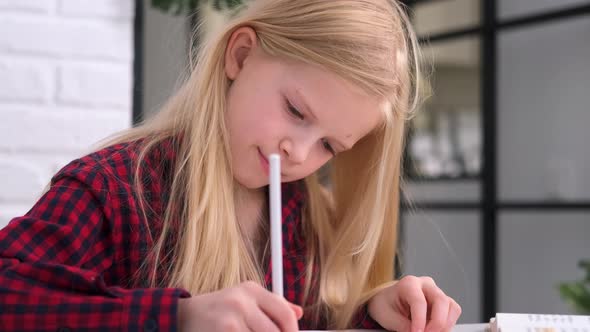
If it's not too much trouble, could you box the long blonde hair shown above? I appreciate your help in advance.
[104,0,421,328]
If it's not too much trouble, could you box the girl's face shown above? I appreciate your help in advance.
[224,27,384,189]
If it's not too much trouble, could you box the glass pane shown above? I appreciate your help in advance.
[402,210,481,323]
[498,212,590,314]
[406,37,481,179]
[413,0,480,37]
[498,17,590,201]
[143,2,190,119]
[499,0,589,21]
[403,180,481,203]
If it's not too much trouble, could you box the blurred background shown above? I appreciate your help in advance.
[1,0,589,324]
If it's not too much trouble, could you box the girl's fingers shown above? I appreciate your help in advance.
[404,286,428,332]
[369,293,412,332]
[445,299,462,330]
[371,276,461,332]
[378,309,412,332]
[423,285,450,332]
[252,289,299,332]
[394,276,428,332]
[288,302,304,320]
[245,308,281,332]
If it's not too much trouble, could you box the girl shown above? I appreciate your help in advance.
[0,0,462,331]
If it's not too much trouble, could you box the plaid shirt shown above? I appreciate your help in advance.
[0,139,381,331]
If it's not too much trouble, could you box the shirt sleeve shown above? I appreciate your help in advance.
[0,162,190,331]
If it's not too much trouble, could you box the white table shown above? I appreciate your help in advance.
[305,324,488,332]
[453,323,488,332]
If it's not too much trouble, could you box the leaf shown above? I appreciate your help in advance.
[225,0,244,9]
[579,260,590,280]
[558,282,590,314]
[151,0,244,15]
[150,0,198,15]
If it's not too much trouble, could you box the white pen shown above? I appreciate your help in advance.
[269,153,283,297]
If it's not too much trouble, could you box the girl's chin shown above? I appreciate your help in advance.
[233,175,267,190]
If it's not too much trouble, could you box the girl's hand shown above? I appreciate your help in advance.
[178,281,303,332]
[367,275,462,332]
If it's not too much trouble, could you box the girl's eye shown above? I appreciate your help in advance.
[285,100,304,120]
[322,139,336,156]
[284,98,335,156]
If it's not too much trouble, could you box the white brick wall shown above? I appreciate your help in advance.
[0,0,134,228]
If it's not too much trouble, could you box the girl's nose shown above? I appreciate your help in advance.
[279,138,312,165]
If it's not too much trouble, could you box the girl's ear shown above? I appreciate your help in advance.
[224,26,259,81]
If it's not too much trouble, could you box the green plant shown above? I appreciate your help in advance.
[558,260,590,314]
[151,0,244,15]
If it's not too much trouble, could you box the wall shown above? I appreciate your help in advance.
[142,0,189,120]
[0,0,134,227]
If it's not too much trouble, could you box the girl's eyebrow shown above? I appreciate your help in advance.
[294,89,353,151]
[294,88,318,121]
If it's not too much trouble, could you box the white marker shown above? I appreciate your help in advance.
[269,153,283,297]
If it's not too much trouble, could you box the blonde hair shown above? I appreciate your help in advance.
[103,0,421,328]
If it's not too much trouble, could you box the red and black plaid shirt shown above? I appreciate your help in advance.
[0,139,381,331]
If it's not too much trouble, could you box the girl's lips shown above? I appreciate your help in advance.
[258,148,269,174]
[258,148,286,177]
